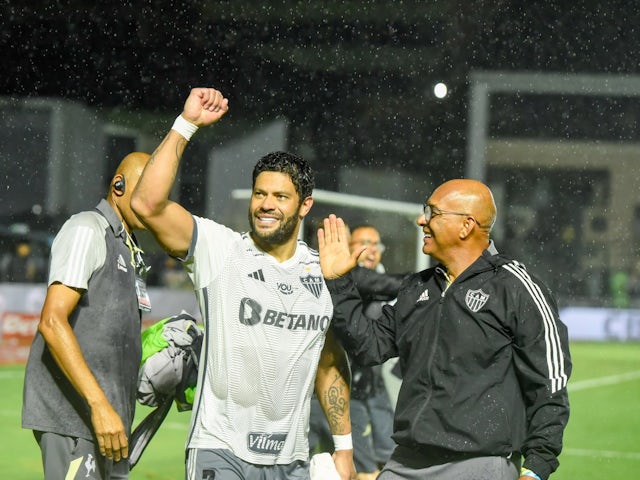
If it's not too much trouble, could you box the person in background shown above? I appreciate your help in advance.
[0,238,47,283]
[332,224,403,480]
[22,152,151,479]
[309,224,402,480]
[130,87,357,480]
[348,225,401,478]
[317,178,571,480]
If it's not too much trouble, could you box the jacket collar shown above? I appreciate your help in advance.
[435,240,503,282]
[486,239,498,255]
[95,198,127,240]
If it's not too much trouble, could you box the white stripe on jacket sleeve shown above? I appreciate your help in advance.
[503,261,568,393]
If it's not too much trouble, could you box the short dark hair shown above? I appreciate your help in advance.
[350,224,377,234]
[252,151,315,201]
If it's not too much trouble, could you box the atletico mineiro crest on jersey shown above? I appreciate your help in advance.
[300,274,323,298]
[465,288,490,312]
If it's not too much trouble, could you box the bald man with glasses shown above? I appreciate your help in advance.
[317,179,572,480]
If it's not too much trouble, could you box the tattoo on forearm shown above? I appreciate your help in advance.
[145,135,185,178]
[151,135,170,164]
[323,374,350,434]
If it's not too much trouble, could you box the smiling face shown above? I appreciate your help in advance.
[248,171,308,249]
[417,204,463,265]
[416,179,496,267]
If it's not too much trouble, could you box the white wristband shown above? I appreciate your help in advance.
[332,433,353,451]
[171,115,198,141]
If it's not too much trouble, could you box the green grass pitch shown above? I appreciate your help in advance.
[1,342,638,479]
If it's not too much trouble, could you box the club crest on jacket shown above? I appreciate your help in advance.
[465,288,489,312]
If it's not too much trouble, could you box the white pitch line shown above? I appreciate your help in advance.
[568,370,640,392]
[563,448,640,461]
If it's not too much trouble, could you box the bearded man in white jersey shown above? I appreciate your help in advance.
[131,88,357,480]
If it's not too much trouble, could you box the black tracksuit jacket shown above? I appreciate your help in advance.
[327,248,571,480]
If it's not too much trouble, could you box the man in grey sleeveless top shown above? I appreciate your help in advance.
[22,152,152,480]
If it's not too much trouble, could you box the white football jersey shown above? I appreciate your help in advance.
[183,216,333,465]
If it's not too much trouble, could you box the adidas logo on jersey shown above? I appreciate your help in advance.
[248,269,265,281]
[117,254,128,272]
[416,288,429,302]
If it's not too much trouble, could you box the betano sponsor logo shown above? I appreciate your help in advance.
[239,297,330,331]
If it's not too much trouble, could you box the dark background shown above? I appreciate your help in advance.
[3,0,638,186]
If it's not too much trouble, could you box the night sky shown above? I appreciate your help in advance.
[3,1,638,184]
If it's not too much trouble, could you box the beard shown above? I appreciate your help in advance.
[248,208,299,246]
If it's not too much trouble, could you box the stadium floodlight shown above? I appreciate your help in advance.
[433,82,448,99]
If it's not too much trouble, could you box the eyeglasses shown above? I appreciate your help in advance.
[350,239,386,253]
[423,203,487,229]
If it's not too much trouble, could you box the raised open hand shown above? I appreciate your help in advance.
[317,214,365,279]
